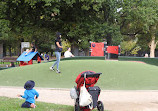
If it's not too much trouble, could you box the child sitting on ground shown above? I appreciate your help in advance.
[17,80,39,108]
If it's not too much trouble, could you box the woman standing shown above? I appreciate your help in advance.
[50,32,63,73]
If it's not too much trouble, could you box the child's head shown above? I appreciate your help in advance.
[31,42,34,47]
[26,49,29,52]
[68,47,71,51]
[56,32,61,38]
[24,80,35,90]
[56,32,62,40]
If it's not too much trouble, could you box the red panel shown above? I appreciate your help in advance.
[107,46,119,54]
[91,42,104,56]
[37,56,41,63]
[19,61,28,66]
[20,61,24,66]
[28,59,33,65]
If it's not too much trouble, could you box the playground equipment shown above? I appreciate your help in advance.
[90,42,120,59]
[17,52,44,66]
[90,42,106,56]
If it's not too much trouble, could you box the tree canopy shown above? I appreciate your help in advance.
[0,0,158,57]
[119,0,158,57]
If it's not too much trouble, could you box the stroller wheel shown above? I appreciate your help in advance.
[74,99,80,111]
[97,101,104,111]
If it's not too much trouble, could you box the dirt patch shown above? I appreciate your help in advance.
[0,87,158,111]
[128,61,146,64]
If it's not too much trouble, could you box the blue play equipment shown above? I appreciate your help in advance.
[17,52,44,61]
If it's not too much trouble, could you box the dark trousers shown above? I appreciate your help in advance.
[21,101,31,108]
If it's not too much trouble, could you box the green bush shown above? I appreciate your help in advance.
[118,56,158,66]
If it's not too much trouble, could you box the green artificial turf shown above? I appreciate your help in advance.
[0,60,158,90]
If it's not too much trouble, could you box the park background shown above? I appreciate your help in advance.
[0,0,158,59]
[0,1,158,111]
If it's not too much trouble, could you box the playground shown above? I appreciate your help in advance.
[1,59,158,111]
[0,0,158,111]
[0,87,158,111]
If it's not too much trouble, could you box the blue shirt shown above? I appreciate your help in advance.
[22,89,39,103]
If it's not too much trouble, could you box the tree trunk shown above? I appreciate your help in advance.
[17,45,21,56]
[149,36,156,58]
[149,25,157,58]
[83,48,89,56]
[106,33,112,45]
[71,43,79,56]
[3,43,6,57]
[0,43,3,59]
[9,45,12,57]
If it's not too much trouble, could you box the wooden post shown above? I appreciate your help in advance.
[0,43,3,59]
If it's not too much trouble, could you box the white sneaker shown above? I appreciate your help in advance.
[50,67,55,71]
[56,70,61,73]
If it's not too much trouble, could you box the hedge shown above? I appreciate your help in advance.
[118,56,158,66]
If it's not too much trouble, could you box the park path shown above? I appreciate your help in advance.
[0,86,158,111]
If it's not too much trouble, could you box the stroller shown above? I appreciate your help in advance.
[73,70,104,111]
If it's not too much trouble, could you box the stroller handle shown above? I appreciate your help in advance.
[81,72,102,78]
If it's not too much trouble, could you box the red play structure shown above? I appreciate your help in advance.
[90,42,105,56]
[17,52,43,66]
[90,42,120,59]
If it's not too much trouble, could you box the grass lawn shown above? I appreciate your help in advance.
[0,97,102,111]
[0,60,158,90]
[0,96,73,111]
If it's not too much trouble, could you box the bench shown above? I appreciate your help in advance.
[1,57,19,65]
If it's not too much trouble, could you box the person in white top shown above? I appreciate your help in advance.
[144,53,148,58]
[64,47,75,58]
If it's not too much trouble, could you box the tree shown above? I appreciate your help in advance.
[57,0,122,55]
[0,0,123,56]
[119,0,158,57]
[0,0,57,55]
[120,38,140,56]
